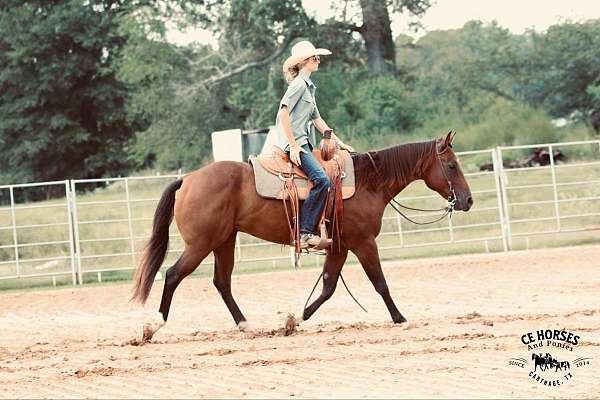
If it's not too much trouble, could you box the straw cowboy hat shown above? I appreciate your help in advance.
[282,40,332,72]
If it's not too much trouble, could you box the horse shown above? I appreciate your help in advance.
[556,361,570,371]
[532,353,547,371]
[131,131,473,339]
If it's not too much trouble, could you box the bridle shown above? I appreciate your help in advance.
[366,142,457,225]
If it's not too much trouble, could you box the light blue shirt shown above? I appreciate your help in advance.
[274,71,321,151]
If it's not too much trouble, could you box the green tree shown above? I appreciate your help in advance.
[116,2,260,170]
[412,19,600,132]
[329,74,421,146]
[522,21,600,131]
[0,1,133,184]
[363,0,431,76]
[395,23,502,124]
[177,0,432,90]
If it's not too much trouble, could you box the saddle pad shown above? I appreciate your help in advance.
[249,153,355,200]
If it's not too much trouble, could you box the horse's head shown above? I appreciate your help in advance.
[422,131,473,212]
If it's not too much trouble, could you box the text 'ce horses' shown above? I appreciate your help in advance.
[132,131,473,340]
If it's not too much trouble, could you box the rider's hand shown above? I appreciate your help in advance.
[289,143,306,166]
[338,141,355,153]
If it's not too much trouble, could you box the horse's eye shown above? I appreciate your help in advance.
[448,162,457,170]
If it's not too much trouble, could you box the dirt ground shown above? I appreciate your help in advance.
[0,245,599,399]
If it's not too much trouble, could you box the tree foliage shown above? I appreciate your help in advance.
[0,0,133,183]
[522,22,600,130]
[1,1,598,186]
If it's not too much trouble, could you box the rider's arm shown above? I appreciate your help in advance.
[278,106,301,149]
[313,117,353,150]
[313,117,330,135]
[278,80,305,152]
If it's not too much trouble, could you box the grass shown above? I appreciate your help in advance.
[1,142,600,291]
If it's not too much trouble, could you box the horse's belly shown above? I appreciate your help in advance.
[237,204,294,246]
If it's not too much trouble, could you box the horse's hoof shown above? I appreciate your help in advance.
[301,309,310,321]
[141,312,166,342]
[393,315,408,324]
[237,321,249,332]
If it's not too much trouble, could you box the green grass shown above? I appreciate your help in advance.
[1,146,600,291]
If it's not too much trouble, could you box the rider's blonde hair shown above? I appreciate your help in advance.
[284,59,309,84]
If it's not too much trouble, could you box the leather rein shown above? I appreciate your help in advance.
[365,145,457,225]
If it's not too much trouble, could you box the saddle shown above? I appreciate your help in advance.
[248,137,355,259]
[249,146,355,200]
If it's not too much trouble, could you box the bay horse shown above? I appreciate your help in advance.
[132,131,473,339]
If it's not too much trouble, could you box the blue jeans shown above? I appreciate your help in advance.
[295,143,330,234]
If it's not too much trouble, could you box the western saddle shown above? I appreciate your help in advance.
[248,133,355,261]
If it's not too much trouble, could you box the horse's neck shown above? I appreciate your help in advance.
[376,142,432,201]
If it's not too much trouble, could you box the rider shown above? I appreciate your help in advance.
[275,40,354,249]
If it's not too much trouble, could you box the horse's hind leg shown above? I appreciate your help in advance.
[213,231,248,330]
[302,249,348,321]
[159,247,209,320]
[353,237,406,324]
[143,246,208,341]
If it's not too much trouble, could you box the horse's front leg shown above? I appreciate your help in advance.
[352,237,407,324]
[302,249,348,321]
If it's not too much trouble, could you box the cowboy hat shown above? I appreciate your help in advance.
[282,40,332,72]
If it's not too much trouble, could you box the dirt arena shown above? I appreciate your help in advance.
[1,245,599,399]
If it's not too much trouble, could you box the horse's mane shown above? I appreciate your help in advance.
[352,140,437,191]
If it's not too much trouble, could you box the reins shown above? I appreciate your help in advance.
[365,145,457,225]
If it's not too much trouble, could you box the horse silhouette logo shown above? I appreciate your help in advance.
[532,353,571,372]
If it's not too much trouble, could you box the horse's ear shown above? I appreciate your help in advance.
[445,130,456,148]
[438,130,455,152]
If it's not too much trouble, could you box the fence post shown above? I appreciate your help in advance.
[235,235,242,261]
[494,147,511,251]
[395,204,404,247]
[548,144,561,231]
[9,186,20,277]
[448,212,454,242]
[70,180,83,284]
[124,178,136,268]
[65,181,77,285]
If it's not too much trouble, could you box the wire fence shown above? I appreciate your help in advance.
[1,139,599,287]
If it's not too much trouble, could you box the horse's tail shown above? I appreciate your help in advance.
[131,179,183,304]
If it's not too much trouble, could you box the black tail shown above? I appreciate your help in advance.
[131,179,183,303]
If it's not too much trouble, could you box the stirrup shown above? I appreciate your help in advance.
[312,222,332,250]
[312,236,332,250]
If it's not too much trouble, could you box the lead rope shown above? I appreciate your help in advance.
[303,271,368,315]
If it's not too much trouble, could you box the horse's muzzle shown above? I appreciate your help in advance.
[463,196,473,211]
[456,195,473,211]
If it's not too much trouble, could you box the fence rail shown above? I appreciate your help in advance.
[1,139,599,286]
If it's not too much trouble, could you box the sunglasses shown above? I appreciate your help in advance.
[306,55,320,62]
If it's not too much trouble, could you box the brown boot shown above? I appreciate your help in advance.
[300,233,321,249]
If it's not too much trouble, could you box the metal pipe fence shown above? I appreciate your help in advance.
[496,140,600,249]
[0,180,76,284]
[0,139,599,286]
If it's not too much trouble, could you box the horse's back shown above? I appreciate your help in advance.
[179,160,251,193]
[174,161,254,245]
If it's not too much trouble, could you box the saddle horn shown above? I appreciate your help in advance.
[320,129,336,161]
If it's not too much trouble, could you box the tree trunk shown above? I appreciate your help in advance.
[359,0,396,76]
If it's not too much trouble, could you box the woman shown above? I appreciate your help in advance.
[275,40,354,249]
